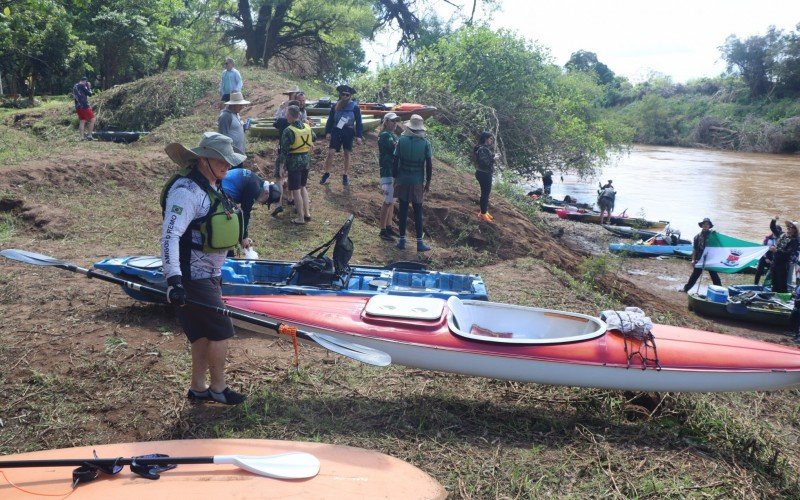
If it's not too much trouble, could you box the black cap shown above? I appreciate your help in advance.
[80,76,88,81]
[336,84,356,95]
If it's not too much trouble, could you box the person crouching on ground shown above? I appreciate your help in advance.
[378,112,402,241]
[218,92,251,168]
[682,217,722,293]
[278,105,314,224]
[161,132,247,405]
[770,219,800,293]
[393,114,433,252]
[222,167,281,252]
[320,84,363,186]
[73,76,95,140]
[473,131,497,222]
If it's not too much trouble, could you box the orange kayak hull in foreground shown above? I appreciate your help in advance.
[0,439,446,499]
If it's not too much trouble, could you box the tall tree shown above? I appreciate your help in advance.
[720,27,783,98]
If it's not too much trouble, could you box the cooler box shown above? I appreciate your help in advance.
[706,285,729,303]
[728,284,768,297]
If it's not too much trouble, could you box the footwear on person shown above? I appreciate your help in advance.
[342,175,349,186]
[271,206,284,218]
[304,215,311,222]
[187,388,212,401]
[84,134,95,141]
[320,172,331,184]
[479,212,492,222]
[485,212,495,221]
[380,229,395,242]
[396,237,406,250]
[385,227,400,238]
[208,387,246,405]
[417,239,431,252]
[287,199,295,206]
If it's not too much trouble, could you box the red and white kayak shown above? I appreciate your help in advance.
[225,295,800,393]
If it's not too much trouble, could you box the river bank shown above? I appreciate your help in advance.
[1,69,800,497]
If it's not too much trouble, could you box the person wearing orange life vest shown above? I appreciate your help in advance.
[277,105,315,224]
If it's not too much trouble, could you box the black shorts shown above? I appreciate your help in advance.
[287,168,309,190]
[176,277,234,343]
[328,127,355,152]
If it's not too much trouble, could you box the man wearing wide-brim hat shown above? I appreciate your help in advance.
[392,114,433,252]
[160,131,248,405]
[682,217,722,293]
[218,92,251,168]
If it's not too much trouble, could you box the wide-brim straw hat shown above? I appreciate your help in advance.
[225,91,250,105]
[786,220,799,230]
[404,114,426,131]
[165,132,247,168]
[282,86,304,96]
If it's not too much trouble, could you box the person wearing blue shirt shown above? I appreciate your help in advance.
[221,168,280,249]
[319,84,363,186]
[219,57,243,104]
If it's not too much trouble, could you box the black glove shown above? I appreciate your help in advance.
[166,276,187,307]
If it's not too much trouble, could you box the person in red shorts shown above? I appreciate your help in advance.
[73,76,95,141]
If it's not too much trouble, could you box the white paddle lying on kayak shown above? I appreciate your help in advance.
[0,249,391,367]
[0,452,320,480]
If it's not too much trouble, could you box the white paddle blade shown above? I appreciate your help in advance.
[214,452,320,479]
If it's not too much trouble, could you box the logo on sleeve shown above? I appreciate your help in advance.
[171,205,183,215]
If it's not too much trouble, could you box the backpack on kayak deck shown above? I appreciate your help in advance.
[289,215,354,287]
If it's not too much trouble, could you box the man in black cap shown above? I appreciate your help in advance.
[320,84,363,186]
[682,217,722,293]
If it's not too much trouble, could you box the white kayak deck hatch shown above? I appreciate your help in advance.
[447,297,607,345]
[364,294,446,320]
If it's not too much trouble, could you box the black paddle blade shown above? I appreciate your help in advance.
[0,249,71,267]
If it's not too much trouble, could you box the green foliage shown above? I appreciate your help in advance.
[356,26,626,178]
[94,71,216,131]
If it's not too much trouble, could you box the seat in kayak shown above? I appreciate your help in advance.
[446,297,606,344]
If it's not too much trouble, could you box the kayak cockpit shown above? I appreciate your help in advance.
[446,297,607,344]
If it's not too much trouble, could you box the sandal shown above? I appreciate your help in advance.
[209,387,246,405]
[187,388,212,401]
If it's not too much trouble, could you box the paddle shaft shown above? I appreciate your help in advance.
[0,456,211,468]
[56,263,317,345]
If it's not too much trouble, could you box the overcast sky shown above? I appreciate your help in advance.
[490,1,800,83]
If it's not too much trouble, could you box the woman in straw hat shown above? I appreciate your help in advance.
[218,91,251,168]
[393,114,433,252]
[160,132,248,405]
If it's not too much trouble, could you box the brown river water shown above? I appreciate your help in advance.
[531,145,800,242]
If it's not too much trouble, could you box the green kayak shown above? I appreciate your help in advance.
[250,117,381,139]
[687,292,791,327]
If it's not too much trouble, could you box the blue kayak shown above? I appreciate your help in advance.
[609,243,693,256]
[93,256,488,303]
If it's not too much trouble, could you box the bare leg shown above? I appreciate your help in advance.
[301,187,310,217]
[292,189,305,223]
[324,148,335,174]
[387,202,395,228]
[78,119,86,136]
[190,338,210,391]
[207,339,229,393]
[87,117,95,136]
[380,203,391,228]
[343,150,351,176]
